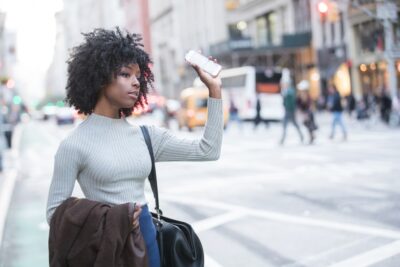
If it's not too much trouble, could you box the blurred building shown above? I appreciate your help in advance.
[149,0,318,99]
[46,0,151,103]
[149,0,228,98]
[46,0,123,101]
[311,0,351,99]
[0,10,16,80]
[0,11,5,78]
[122,0,152,54]
[214,1,312,71]
[347,0,400,101]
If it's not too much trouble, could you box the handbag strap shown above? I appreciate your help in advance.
[140,126,162,218]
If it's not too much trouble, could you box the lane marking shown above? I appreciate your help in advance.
[282,236,373,267]
[205,254,224,267]
[192,210,247,233]
[328,240,400,267]
[163,195,400,239]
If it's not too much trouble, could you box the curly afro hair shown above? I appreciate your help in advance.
[65,27,154,117]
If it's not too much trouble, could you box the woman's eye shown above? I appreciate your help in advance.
[120,72,130,77]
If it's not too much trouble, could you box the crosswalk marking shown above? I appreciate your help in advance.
[163,195,400,239]
[192,210,247,233]
[205,254,225,267]
[328,240,400,267]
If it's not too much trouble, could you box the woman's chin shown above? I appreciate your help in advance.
[122,101,137,109]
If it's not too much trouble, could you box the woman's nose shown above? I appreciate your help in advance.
[131,77,140,87]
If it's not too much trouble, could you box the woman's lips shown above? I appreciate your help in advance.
[127,92,138,100]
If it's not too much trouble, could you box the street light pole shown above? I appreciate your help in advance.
[383,8,398,108]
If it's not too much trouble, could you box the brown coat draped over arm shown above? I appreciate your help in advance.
[49,197,148,267]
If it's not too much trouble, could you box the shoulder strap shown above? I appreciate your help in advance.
[139,126,161,216]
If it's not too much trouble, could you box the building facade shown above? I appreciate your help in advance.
[149,0,321,99]
[149,0,227,98]
[347,0,400,103]
[311,0,352,100]
[46,0,151,102]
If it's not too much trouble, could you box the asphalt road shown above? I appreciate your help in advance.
[0,113,399,267]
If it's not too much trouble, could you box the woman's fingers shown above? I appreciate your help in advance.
[132,204,142,229]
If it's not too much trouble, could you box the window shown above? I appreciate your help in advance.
[196,99,208,108]
[293,0,311,33]
[256,16,268,46]
[356,21,384,54]
[256,12,277,46]
[221,74,247,89]
[229,24,244,40]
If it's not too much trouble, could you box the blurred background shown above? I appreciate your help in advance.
[0,0,400,266]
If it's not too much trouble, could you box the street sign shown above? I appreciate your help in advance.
[377,2,398,21]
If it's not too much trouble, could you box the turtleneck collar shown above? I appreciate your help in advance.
[85,113,128,126]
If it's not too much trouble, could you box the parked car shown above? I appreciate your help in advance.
[55,107,76,125]
[41,105,57,120]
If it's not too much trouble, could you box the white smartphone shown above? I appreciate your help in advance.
[185,50,222,77]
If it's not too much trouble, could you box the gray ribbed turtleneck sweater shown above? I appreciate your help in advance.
[46,98,223,224]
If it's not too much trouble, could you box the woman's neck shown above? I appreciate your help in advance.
[93,97,120,119]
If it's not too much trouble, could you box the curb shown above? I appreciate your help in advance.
[0,124,23,247]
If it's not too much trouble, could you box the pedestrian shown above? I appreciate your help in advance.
[380,88,392,123]
[346,93,356,118]
[0,108,7,172]
[228,94,241,130]
[279,69,303,145]
[3,104,20,148]
[297,80,317,144]
[46,27,223,267]
[253,93,262,129]
[327,84,347,140]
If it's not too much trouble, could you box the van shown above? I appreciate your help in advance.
[177,87,229,131]
[194,66,284,122]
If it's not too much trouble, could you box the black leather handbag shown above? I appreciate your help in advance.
[140,126,204,267]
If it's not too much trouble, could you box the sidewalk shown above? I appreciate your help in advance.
[0,126,22,248]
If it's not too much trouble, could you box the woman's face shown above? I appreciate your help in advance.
[102,63,141,109]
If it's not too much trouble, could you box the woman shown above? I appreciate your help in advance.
[46,28,223,267]
[297,80,317,144]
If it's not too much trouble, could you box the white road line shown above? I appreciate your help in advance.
[192,210,247,233]
[163,174,287,194]
[282,236,373,267]
[163,195,400,239]
[328,240,400,267]
[205,254,225,267]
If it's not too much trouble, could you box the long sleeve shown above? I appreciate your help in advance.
[46,140,82,224]
[149,98,223,162]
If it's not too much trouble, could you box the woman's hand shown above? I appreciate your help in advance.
[132,204,142,230]
[188,53,222,99]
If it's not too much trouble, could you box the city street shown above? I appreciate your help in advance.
[0,113,399,267]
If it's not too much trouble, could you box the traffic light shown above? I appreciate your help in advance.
[317,0,340,22]
[317,0,329,21]
[13,95,22,105]
[328,2,339,22]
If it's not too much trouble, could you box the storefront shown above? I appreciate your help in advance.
[358,61,387,96]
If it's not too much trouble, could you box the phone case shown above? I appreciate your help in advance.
[185,50,222,77]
